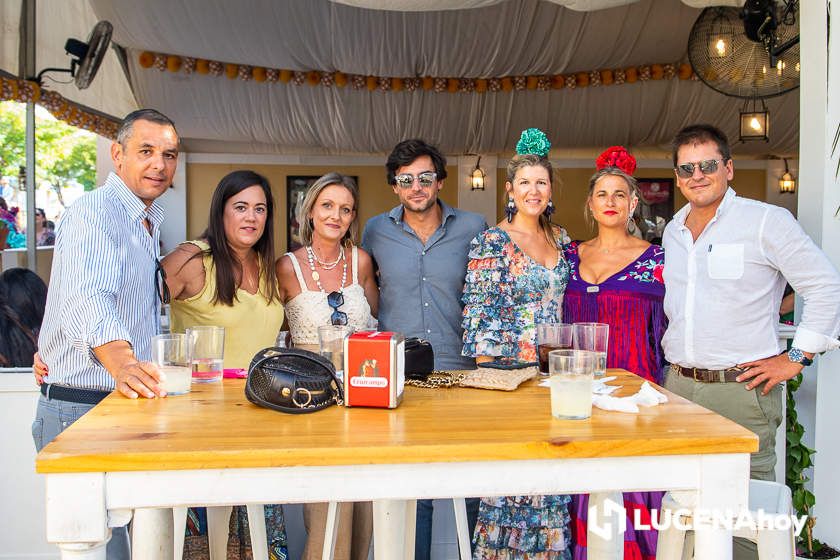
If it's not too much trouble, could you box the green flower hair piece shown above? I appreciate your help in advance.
[515,128,551,158]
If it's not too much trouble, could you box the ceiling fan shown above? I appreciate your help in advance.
[687,0,799,99]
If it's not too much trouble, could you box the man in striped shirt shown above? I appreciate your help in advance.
[33,109,179,559]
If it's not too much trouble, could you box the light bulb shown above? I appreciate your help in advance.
[715,39,727,57]
[750,117,762,131]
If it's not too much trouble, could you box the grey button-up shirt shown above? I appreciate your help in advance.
[362,201,487,370]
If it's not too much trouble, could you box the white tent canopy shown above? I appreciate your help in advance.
[92,0,798,155]
[2,0,799,155]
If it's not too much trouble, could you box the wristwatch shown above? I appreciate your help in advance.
[788,348,813,367]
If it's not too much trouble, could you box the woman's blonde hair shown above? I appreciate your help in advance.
[506,154,558,246]
[583,167,639,231]
[297,172,359,246]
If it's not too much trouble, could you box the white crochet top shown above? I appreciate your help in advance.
[283,246,373,345]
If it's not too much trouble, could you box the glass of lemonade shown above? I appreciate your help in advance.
[186,326,225,383]
[536,323,574,375]
[151,333,193,395]
[572,322,609,377]
[548,349,596,420]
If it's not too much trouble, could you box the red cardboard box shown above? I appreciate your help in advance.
[343,331,404,408]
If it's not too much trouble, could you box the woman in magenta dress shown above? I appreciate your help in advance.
[562,147,666,560]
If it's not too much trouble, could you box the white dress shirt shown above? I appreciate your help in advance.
[38,173,164,390]
[663,188,840,369]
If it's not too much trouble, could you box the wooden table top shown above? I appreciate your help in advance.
[36,370,757,474]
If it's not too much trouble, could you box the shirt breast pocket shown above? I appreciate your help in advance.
[707,243,744,280]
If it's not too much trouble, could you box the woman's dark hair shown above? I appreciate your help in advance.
[0,294,37,367]
[201,170,278,306]
[386,139,448,185]
[0,268,46,368]
[0,268,47,332]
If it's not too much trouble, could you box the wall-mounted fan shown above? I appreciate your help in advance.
[687,1,799,99]
[35,21,113,89]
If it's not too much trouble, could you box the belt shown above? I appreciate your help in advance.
[670,364,745,383]
[40,383,112,405]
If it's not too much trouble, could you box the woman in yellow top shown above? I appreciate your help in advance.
[161,169,286,559]
[164,169,283,369]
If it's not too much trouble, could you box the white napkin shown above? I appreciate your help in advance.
[592,381,668,413]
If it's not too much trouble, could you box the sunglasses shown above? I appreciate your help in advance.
[675,159,724,179]
[327,291,348,326]
[394,172,437,189]
[155,258,171,305]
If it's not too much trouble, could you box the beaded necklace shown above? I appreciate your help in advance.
[306,245,347,293]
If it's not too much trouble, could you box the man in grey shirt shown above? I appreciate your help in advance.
[361,138,486,559]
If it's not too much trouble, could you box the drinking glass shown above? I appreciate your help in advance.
[151,333,192,395]
[572,322,609,377]
[536,323,574,375]
[318,325,353,381]
[548,349,596,420]
[186,326,225,383]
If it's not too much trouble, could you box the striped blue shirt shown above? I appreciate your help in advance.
[38,173,164,391]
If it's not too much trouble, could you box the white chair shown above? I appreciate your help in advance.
[657,480,795,560]
[174,505,268,560]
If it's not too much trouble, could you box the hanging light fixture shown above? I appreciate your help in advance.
[470,156,486,191]
[739,97,769,142]
[779,158,796,193]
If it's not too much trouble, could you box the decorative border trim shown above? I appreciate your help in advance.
[0,75,121,139]
[138,50,698,93]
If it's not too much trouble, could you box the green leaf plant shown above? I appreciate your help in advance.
[786,372,821,556]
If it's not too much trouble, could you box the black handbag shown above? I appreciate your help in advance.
[404,337,435,379]
[245,347,343,413]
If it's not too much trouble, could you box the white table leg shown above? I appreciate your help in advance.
[173,507,187,560]
[57,542,108,559]
[587,491,625,560]
[693,454,749,560]
[372,499,412,560]
[403,500,417,560]
[322,502,341,560]
[132,507,174,560]
[452,498,471,560]
[206,506,232,560]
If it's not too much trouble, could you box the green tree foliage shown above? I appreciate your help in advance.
[0,101,96,207]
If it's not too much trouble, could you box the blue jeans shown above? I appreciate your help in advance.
[33,395,131,560]
[415,498,480,560]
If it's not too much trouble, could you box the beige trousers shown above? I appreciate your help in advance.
[302,502,373,560]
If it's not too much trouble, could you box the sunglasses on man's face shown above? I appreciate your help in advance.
[155,259,171,305]
[674,159,724,179]
[327,291,348,326]
[394,172,437,190]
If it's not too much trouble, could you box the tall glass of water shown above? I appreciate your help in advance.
[151,333,193,395]
[548,349,596,420]
[572,322,609,377]
[186,326,225,383]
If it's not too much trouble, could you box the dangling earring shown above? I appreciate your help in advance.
[543,200,555,219]
[505,196,517,223]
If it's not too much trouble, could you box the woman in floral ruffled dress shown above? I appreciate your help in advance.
[462,129,573,560]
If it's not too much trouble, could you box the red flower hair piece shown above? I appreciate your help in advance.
[596,146,637,176]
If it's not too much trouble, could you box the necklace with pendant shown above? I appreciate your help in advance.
[306,245,346,291]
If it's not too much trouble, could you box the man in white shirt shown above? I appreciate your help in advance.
[662,124,840,484]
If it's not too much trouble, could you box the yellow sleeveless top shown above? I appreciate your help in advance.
[170,240,284,369]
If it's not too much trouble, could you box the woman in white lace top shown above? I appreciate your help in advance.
[275,172,378,560]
